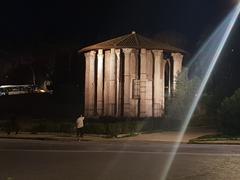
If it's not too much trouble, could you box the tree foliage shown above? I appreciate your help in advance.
[218,88,240,135]
[165,68,200,129]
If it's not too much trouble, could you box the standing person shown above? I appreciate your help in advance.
[76,114,85,141]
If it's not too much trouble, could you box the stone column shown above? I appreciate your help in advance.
[160,59,166,111]
[104,50,110,116]
[96,49,104,116]
[109,48,116,116]
[140,49,147,117]
[84,52,90,116]
[115,49,121,116]
[122,48,132,117]
[88,50,96,116]
[153,50,164,117]
[130,49,139,117]
[166,59,171,97]
[146,50,153,117]
[172,53,183,90]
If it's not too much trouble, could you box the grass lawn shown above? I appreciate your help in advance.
[189,134,240,144]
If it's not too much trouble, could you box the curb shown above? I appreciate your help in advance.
[0,136,77,142]
[188,140,240,145]
[0,135,137,143]
[0,135,190,144]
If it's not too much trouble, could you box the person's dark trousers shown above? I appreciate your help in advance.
[76,128,84,138]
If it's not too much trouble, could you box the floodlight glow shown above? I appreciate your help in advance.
[160,3,240,180]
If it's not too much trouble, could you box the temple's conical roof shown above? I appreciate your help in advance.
[79,31,186,53]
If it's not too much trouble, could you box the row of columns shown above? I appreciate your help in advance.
[84,48,183,117]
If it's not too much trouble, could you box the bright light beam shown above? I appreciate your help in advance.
[160,3,240,180]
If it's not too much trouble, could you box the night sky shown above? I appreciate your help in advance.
[0,0,239,95]
[0,0,237,49]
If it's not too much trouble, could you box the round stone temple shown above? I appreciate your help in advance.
[79,32,185,118]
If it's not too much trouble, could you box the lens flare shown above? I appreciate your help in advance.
[160,3,240,180]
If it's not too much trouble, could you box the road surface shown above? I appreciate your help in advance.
[0,139,240,180]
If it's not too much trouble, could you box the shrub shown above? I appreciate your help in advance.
[83,118,162,137]
[30,120,74,134]
[59,123,74,133]
[84,123,107,134]
[105,123,121,137]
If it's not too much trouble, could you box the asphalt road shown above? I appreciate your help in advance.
[0,139,240,180]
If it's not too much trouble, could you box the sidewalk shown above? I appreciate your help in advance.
[0,129,217,143]
[0,132,105,142]
[124,129,216,143]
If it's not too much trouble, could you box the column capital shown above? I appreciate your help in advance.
[90,50,96,54]
[147,50,152,55]
[140,48,147,54]
[131,48,139,54]
[115,49,121,54]
[84,51,90,59]
[172,52,183,60]
[97,49,103,55]
[122,48,132,54]
[110,48,115,54]
[90,50,96,58]
[152,50,163,56]
[85,51,96,60]
[105,50,110,55]
[97,50,104,59]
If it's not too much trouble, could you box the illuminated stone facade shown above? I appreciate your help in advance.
[80,32,184,118]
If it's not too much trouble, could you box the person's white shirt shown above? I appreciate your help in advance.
[76,116,85,128]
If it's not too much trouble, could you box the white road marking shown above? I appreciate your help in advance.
[0,149,240,157]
